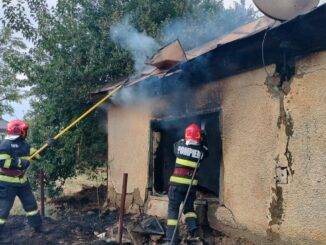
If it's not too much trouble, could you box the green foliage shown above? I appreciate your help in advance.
[6,0,256,195]
[0,27,26,116]
[1,0,46,40]
[126,0,189,37]
[22,0,133,194]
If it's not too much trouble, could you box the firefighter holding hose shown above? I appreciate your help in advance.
[0,120,50,235]
[165,123,208,244]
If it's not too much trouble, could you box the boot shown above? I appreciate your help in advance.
[160,240,180,245]
[0,225,4,238]
[159,238,181,245]
[187,229,203,244]
[189,229,196,238]
[186,237,203,245]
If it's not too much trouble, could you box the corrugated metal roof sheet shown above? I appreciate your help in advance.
[147,39,187,69]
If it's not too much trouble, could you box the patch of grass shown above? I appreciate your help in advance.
[62,168,106,196]
[44,201,62,219]
[10,195,57,217]
[49,169,106,218]
[49,170,107,216]
[11,168,107,218]
[10,198,25,215]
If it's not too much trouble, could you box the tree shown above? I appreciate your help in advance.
[17,0,193,193]
[17,0,141,194]
[9,0,256,194]
[0,27,26,117]
[1,0,47,40]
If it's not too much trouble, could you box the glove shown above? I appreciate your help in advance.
[38,138,56,157]
[20,159,30,170]
[47,138,55,147]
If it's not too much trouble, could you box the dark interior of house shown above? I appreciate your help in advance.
[151,111,222,196]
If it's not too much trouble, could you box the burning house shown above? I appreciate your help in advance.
[94,4,326,245]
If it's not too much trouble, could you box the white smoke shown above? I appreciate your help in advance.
[162,3,255,50]
[110,16,160,73]
[110,3,255,74]
[109,2,256,104]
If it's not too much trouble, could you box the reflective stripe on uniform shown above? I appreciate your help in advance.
[26,210,38,216]
[0,154,12,168]
[17,148,40,163]
[17,159,22,168]
[167,219,178,226]
[30,148,41,160]
[176,158,197,168]
[0,154,11,160]
[0,218,6,224]
[3,159,12,168]
[184,212,197,219]
[169,176,198,185]
[0,174,27,184]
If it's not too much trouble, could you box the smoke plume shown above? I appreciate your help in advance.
[110,16,160,73]
[110,2,256,104]
[161,3,255,50]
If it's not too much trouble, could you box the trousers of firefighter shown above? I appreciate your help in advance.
[166,123,208,243]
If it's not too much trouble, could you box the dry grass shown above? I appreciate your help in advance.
[59,168,107,196]
[11,198,25,215]
[63,174,102,196]
[10,168,107,216]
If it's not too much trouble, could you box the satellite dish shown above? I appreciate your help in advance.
[253,0,320,21]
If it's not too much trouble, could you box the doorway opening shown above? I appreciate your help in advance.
[150,111,222,197]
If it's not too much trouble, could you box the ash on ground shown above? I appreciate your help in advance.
[0,185,255,245]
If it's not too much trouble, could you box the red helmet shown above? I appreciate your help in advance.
[185,123,202,142]
[6,120,29,136]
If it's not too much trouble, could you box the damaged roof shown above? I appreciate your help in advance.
[95,4,326,97]
[185,16,279,59]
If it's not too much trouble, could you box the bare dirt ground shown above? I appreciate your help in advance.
[0,183,255,245]
[0,185,131,245]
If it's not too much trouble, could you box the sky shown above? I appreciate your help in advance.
[2,0,326,121]
[225,0,253,8]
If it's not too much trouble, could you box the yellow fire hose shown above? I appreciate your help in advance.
[28,83,125,160]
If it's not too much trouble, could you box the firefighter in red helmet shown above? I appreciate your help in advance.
[0,120,48,235]
[165,123,208,244]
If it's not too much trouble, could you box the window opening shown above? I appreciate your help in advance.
[150,111,222,197]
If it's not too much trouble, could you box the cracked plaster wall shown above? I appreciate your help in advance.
[206,66,280,243]
[273,52,326,244]
[207,52,326,245]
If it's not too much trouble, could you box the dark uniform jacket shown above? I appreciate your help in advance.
[0,137,40,185]
[169,139,208,187]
